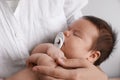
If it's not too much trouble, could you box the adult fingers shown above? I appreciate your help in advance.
[39,74,64,80]
[56,58,93,69]
[33,66,108,80]
[32,66,76,80]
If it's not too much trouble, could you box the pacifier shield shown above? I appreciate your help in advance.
[54,32,65,48]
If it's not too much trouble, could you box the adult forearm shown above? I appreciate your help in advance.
[5,68,39,80]
[0,78,5,80]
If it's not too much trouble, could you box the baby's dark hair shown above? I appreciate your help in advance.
[83,16,116,65]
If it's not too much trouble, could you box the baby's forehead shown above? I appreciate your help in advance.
[69,18,97,30]
[71,18,99,37]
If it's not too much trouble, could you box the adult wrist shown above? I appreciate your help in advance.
[3,77,10,80]
[4,76,13,80]
[0,78,6,80]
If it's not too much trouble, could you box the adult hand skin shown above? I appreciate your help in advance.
[5,53,61,80]
[5,68,63,80]
[5,68,39,80]
[33,58,108,80]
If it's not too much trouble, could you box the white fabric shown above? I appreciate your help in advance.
[14,0,88,51]
[0,0,29,77]
[0,0,88,77]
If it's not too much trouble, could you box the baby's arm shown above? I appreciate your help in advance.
[31,43,53,55]
[27,43,64,67]
[27,43,66,67]
[27,53,57,67]
[31,43,66,60]
[26,43,66,80]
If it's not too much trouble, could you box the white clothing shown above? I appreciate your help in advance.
[0,0,88,77]
[0,0,29,77]
[14,0,88,51]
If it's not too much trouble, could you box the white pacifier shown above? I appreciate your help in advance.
[54,32,65,48]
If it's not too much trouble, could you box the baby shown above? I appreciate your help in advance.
[8,16,116,80]
[26,16,116,79]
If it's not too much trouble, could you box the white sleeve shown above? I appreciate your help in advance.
[0,0,29,77]
[64,0,88,25]
[14,0,68,51]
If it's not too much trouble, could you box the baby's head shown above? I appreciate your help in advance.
[61,16,116,66]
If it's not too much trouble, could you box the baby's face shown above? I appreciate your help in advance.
[61,18,99,59]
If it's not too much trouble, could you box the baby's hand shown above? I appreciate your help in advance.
[47,45,66,60]
[31,43,66,59]
[26,53,57,68]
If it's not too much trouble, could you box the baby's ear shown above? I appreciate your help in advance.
[87,51,101,64]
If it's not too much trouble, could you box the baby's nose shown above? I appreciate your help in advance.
[64,30,71,37]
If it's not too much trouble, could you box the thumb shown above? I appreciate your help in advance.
[56,58,93,68]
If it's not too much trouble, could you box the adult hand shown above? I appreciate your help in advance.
[33,58,108,80]
[5,68,63,80]
[26,53,64,80]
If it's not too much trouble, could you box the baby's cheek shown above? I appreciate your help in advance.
[64,49,82,59]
